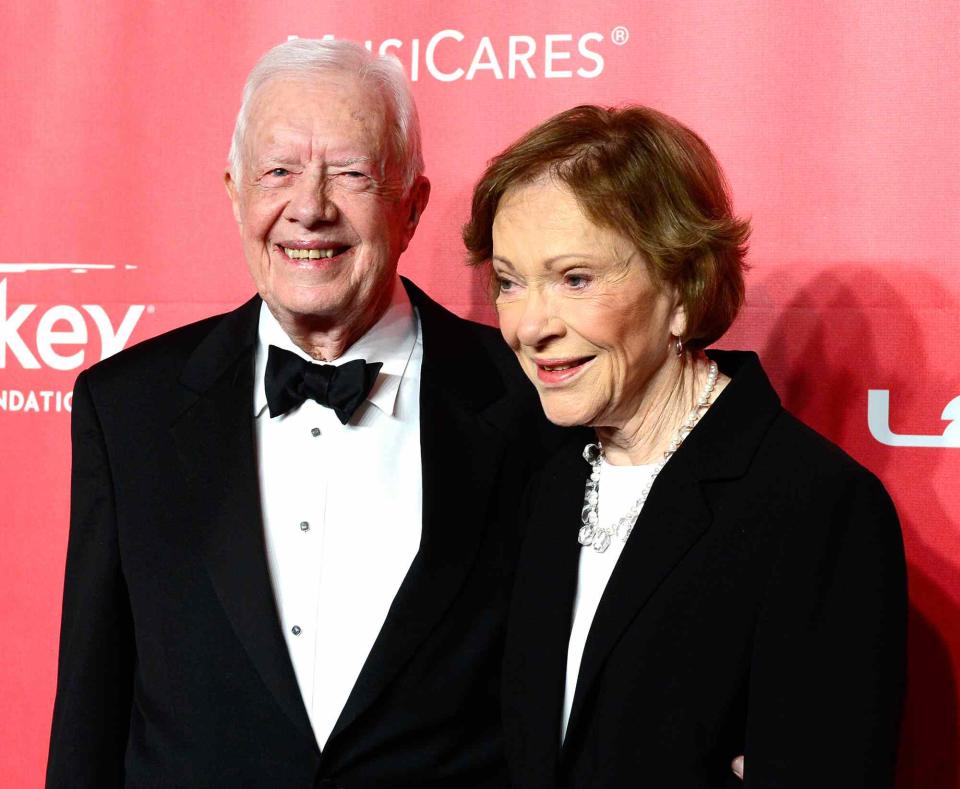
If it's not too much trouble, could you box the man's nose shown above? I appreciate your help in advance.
[515,289,564,348]
[286,173,339,226]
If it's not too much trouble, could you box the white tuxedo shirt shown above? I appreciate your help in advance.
[253,277,423,748]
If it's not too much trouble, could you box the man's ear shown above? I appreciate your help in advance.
[400,175,431,252]
[224,170,242,225]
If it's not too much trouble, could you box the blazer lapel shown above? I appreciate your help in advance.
[562,452,713,747]
[170,296,315,744]
[562,350,784,749]
[326,279,514,744]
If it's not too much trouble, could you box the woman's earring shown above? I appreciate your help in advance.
[674,336,684,356]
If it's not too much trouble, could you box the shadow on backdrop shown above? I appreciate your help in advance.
[749,264,960,789]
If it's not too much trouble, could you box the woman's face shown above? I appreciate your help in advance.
[491,178,685,429]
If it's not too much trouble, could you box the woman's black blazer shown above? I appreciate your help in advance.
[502,350,906,789]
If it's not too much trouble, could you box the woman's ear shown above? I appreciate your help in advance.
[669,290,688,340]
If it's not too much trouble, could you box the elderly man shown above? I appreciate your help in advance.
[46,39,554,788]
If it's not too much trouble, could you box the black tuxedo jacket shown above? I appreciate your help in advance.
[47,279,557,789]
[503,351,907,789]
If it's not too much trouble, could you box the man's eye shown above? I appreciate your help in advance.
[269,168,290,177]
[565,274,589,289]
[335,170,374,192]
[338,170,370,183]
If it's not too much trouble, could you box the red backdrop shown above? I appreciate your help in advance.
[2,2,958,786]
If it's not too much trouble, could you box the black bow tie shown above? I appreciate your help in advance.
[265,344,382,424]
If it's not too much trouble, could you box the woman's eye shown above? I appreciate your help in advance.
[269,168,290,177]
[565,274,589,289]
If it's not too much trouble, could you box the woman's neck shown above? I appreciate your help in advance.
[597,354,728,466]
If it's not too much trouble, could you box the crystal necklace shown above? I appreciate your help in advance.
[578,359,719,553]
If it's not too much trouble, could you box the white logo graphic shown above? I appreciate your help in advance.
[867,389,960,448]
[1,266,149,414]
[0,263,136,274]
[292,29,613,81]
[0,275,145,371]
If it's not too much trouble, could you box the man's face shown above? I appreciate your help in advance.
[225,72,429,347]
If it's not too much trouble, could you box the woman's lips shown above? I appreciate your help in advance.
[533,356,595,385]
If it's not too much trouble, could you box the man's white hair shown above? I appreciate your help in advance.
[227,38,424,190]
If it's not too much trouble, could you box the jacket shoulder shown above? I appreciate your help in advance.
[764,408,887,493]
[709,350,889,496]
[456,314,526,381]
[80,300,255,391]
[724,405,902,567]
[404,277,530,388]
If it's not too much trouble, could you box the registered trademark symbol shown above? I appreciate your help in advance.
[611,25,629,45]
[147,304,156,314]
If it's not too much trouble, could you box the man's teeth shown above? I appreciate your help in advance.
[544,363,576,371]
[282,247,340,259]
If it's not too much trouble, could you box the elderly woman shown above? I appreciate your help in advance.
[463,106,906,788]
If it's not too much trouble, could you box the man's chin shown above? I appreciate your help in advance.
[264,294,344,325]
[257,286,330,326]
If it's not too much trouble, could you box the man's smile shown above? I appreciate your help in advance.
[278,243,353,261]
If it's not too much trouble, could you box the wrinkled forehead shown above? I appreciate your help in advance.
[244,71,395,163]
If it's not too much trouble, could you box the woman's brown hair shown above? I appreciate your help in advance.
[463,105,750,349]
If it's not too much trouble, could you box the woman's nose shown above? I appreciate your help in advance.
[515,290,564,348]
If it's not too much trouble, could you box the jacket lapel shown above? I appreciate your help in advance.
[562,452,713,748]
[170,296,316,744]
[561,351,784,749]
[326,279,515,744]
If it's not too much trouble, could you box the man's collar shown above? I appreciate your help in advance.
[254,276,420,418]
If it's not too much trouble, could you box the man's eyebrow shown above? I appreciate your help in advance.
[327,156,375,168]
[253,151,301,166]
